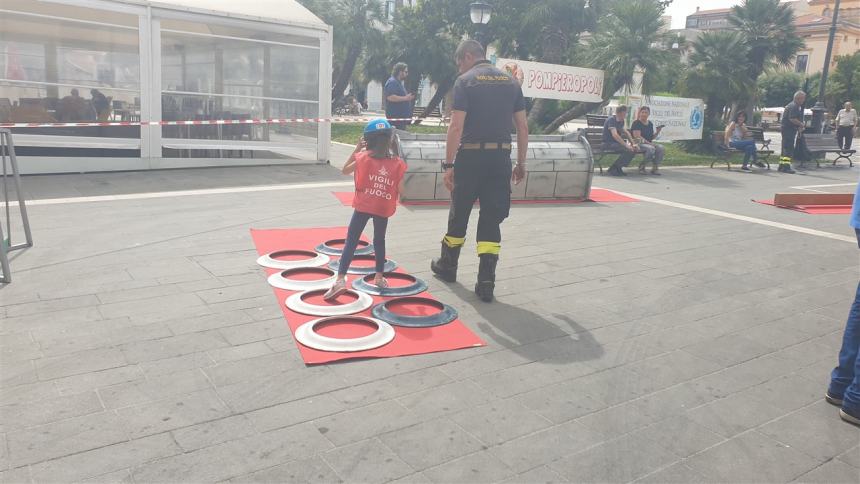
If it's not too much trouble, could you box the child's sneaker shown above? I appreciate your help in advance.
[373,276,389,288]
[323,278,347,301]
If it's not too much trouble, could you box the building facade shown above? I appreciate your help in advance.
[682,1,859,74]
[0,0,333,174]
[793,0,860,74]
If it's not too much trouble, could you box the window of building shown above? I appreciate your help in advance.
[686,18,698,28]
[795,54,809,73]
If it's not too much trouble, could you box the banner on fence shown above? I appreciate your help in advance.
[625,95,705,141]
[495,58,604,103]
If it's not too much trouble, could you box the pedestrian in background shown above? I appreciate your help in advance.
[384,63,415,131]
[836,101,858,154]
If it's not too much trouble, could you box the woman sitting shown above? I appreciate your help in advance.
[724,111,763,171]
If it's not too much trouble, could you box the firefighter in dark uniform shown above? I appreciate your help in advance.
[430,40,529,302]
[779,90,806,174]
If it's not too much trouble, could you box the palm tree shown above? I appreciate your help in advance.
[682,31,753,125]
[521,0,595,126]
[543,0,670,133]
[728,0,805,114]
[328,0,384,102]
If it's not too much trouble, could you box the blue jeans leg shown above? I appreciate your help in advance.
[338,211,372,276]
[730,140,756,164]
[829,228,860,411]
[371,215,389,273]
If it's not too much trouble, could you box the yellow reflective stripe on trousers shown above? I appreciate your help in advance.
[477,241,501,255]
[443,235,465,247]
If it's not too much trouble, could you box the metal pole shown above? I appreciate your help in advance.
[811,0,841,133]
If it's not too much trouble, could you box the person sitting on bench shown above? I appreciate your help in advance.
[725,110,764,171]
[602,105,639,176]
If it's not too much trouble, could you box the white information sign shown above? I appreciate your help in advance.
[495,58,605,103]
[626,95,705,141]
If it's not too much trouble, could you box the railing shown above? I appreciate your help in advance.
[0,129,33,283]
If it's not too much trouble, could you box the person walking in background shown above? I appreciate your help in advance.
[384,63,415,131]
[631,106,664,175]
[323,118,407,300]
[836,101,858,154]
[724,111,763,171]
[825,173,860,427]
[602,105,638,176]
[778,91,806,174]
[430,40,528,303]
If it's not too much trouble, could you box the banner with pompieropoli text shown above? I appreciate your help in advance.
[495,58,604,103]
[626,95,705,141]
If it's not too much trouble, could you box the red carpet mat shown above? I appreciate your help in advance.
[250,227,485,364]
[332,188,637,207]
[753,199,853,215]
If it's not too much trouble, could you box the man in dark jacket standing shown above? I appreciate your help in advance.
[430,40,529,303]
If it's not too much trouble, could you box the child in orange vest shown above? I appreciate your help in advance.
[324,119,407,300]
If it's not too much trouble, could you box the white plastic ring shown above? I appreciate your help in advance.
[257,249,329,270]
[285,288,374,316]
[267,267,338,292]
[294,316,395,352]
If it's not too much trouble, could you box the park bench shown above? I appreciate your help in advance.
[747,127,774,166]
[412,105,442,118]
[586,114,608,127]
[799,133,855,168]
[579,127,640,174]
[710,130,772,170]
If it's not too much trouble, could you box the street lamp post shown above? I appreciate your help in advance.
[469,2,492,48]
[811,0,841,133]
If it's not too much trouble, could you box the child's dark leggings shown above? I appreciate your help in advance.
[338,210,388,276]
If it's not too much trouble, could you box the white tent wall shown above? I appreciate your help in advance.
[0,0,333,174]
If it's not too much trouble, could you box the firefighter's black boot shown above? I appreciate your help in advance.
[431,243,460,283]
[474,254,498,303]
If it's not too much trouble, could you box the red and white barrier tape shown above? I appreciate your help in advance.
[0,116,442,129]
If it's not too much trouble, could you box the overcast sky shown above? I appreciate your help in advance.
[666,0,743,29]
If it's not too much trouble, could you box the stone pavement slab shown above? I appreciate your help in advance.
[1,163,859,482]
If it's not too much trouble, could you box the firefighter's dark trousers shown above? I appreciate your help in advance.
[443,148,512,256]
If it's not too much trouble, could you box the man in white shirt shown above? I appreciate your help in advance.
[836,101,858,154]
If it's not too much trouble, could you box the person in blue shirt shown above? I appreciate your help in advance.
[384,63,415,131]
[827,174,860,427]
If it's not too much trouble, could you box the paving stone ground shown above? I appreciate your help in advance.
[1,153,859,483]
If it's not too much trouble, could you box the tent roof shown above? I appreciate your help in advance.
[134,0,328,30]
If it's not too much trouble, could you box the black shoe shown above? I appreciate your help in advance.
[778,164,797,174]
[607,166,620,176]
[431,242,460,283]
[741,165,751,171]
[474,253,498,303]
[753,161,766,168]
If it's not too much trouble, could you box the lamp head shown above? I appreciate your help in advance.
[470,2,492,25]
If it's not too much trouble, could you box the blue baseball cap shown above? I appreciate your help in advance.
[364,118,393,134]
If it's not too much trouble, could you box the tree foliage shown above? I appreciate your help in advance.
[757,71,804,108]
[728,0,805,111]
[828,52,860,111]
